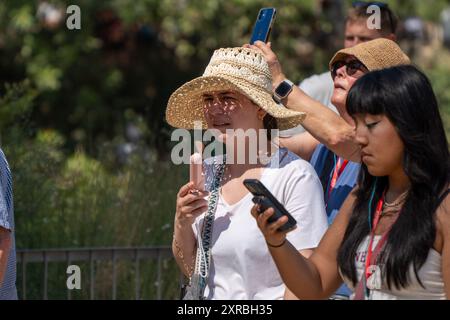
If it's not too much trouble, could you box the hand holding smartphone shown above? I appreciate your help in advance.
[243,179,296,232]
[250,8,277,45]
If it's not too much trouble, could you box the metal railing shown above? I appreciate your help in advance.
[16,246,181,300]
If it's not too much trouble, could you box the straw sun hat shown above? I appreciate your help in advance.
[165,47,306,131]
[329,38,410,71]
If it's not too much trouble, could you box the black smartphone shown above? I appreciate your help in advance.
[249,8,277,45]
[243,179,297,231]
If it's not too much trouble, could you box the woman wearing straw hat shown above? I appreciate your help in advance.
[252,64,450,299]
[248,38,411,163]
[166,47,328,299]
[248,38,411,299]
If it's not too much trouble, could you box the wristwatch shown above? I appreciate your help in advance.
[273,79,294,104]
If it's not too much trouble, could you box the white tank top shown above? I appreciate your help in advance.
[341,236,446,300]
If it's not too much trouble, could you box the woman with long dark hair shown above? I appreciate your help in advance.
[252,65,450,299]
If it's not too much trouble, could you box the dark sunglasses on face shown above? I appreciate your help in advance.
[351,1,395,34]
[331,60,367,79]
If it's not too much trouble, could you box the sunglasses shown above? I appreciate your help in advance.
[331,60,367,79]
[351,1,395,34]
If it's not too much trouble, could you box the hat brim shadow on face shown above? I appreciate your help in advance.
[166,75,306,131]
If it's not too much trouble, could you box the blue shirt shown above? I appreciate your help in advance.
[310,144,360,297]
[0,148,17,300]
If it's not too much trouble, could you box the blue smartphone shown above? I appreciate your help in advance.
[243,179,297,232]
[249,8,277,45]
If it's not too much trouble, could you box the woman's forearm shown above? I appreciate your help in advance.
[282,86,360,161]
[172,221,197,278]
[249,42,360,161]
[269,240,330,299]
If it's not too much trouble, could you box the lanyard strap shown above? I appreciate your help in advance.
[354,193,385,300]
[361,186,447,296]
[190,157,225,300]
[327,156,349,200]
[365,194,386,281]
[354,190,403,299]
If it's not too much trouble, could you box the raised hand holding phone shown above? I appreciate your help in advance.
[250,8,277,45]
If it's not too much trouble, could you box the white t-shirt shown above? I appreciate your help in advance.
[279,71,338,137]
[193,148,328,300]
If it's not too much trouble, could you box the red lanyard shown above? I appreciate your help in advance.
[365,189,404,283]
[328,157,349,199]
[353,190,403,299]
[365,193,388,281]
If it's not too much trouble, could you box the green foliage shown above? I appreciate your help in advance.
[0,81,186,299]
[0,0,345,154]
[386,0,450,21]
[0,81,36,134]
[425,59,450,138]
[0,0,449,299]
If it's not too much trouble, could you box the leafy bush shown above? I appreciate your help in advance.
[0,0,449,299]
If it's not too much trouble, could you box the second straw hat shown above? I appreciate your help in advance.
[329,38,410,71]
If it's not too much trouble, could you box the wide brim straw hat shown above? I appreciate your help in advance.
[329,38,411,71]
[166,47,306,130]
